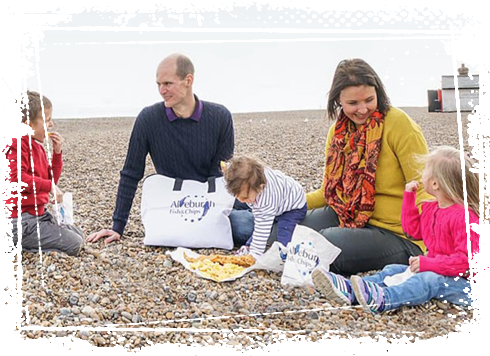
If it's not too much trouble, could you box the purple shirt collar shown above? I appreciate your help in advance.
[165,95,203,122]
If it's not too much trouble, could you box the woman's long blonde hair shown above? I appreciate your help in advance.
[419,146,479,217]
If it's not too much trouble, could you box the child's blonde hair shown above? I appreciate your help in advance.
[222,155,266,196]
[419,146,479,217]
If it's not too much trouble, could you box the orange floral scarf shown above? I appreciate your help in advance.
[324,110,385,228]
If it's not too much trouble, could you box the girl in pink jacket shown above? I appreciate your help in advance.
[311,146,479,313]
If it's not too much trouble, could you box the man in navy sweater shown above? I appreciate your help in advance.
[87,53,253,244]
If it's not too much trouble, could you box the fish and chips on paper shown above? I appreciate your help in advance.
[168,226,342,285]
[167,242,286,282]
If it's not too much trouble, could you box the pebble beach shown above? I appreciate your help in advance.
[12,107,477,350]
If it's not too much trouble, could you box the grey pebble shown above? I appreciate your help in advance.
[81,306,95,316]
[187,291,197,303]
[60,307,71,315]
[199,302,214,312]
[121,311,132,320]
[190,313,200,319]
[309,311,319,319]
[265,306,279,314]
[132,314,143,323]
[163,260,173,268]
[206,291,218,300]
[164,295,174,304]
[436,301,449,310]
[68,294,79,306]
[91,295,100,303]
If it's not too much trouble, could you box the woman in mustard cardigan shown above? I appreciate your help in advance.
[303,58,432,275]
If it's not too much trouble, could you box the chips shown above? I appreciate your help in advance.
[183,252,255,282]
[189,259,245,282]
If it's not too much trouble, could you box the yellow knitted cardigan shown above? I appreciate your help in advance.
[306,107,432,251]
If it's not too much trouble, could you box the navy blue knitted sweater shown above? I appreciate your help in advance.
[112,100,234,235]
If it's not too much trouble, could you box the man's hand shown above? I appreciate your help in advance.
[49,131,64,154]
[405,180,419,193]
[86,228,121,244]
[409,256,420,273]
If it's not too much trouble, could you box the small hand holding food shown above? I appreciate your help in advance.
[405,180,419,193]
[48,131,64,154]
[51,184,64,204]
[220,160,230,173]
[409,256,420,273]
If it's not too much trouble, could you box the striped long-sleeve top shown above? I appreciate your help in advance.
[248,167,306,256]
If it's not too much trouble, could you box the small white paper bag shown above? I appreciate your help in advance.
[55,192,74,225]
[280,225,342,287]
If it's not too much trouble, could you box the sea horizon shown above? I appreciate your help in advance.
[52,105,430,120]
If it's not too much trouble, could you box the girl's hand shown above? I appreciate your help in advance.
[409,256,420,273]
[405,180,419,193]
[49,131,64,154]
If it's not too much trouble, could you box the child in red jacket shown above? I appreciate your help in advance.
[6,90,83,255]
[311,146,479,312]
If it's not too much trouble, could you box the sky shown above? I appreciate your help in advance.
[2,1,490,355]
[7,1,484,119]
[30,35,455,118]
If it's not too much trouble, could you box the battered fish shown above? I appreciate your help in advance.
[183,252,255,268]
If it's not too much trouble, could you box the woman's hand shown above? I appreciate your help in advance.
[405,180,419,193]
[409,256,420,273]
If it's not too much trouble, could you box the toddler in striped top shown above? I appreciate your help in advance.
[222,155,307,257]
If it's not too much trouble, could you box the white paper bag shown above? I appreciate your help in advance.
[141,174,236,249]
[252,241,288,273]
[55,192,74,225]
[281,225,342,287]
